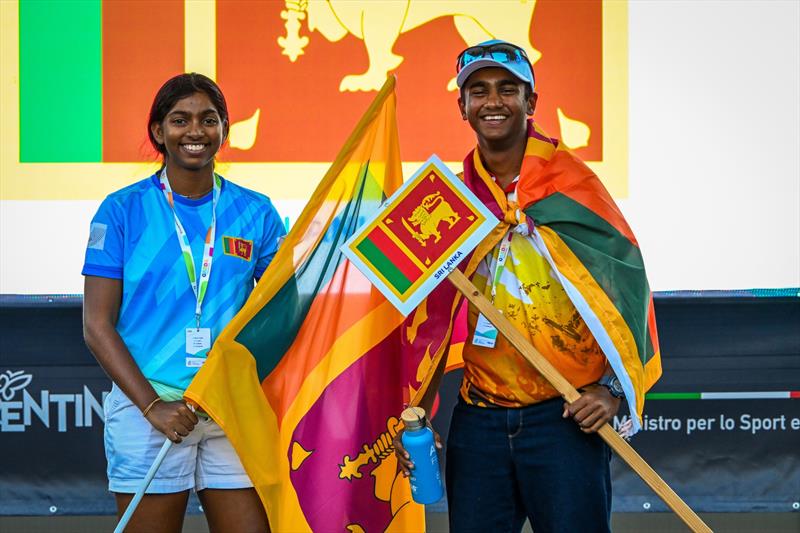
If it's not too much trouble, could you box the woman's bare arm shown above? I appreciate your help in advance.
[83,275,197,441]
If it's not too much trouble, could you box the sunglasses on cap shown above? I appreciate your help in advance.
[456,42,533,76]
[455,41,535,90]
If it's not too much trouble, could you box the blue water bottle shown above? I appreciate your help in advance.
[401,407,444,504]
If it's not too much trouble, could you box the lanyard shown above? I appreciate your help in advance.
[487,174,520,303]
[489,230,514,304]
[159,170,221,327]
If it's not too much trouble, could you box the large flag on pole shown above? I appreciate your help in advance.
[185,77,459,532]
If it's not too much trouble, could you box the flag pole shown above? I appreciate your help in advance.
[446,268,713,533]
[113,438,173,533]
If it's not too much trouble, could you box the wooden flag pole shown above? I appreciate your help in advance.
[447,268,712,533]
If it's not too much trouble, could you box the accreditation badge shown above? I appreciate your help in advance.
[185,327,212,367]
[471,313,498,348]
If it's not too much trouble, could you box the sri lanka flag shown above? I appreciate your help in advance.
[463,119,661,433]
[185,78,458,532]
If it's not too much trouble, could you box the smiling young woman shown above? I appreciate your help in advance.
[82,73,284,533]
[148,81,226,198]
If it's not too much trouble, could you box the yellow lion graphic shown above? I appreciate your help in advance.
[278,0,540,92]
[402,192,460,247]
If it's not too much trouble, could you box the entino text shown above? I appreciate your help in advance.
[0,370,108,432]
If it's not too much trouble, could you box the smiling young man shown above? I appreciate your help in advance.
[458,66,536,189]
[396,40,661,532]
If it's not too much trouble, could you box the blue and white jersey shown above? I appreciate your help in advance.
[83,174,285,391]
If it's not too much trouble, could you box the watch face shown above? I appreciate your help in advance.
[601,376,624,398]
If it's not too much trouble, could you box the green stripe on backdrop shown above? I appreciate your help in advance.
[646,392,701,400]
[356,237,412,294]
[525,193,653,363]
[20,0,102,162]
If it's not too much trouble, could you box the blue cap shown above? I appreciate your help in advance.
[456,39,534,91]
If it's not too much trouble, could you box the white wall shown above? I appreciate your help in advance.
[1,0,798,294]
[623,0,799,290]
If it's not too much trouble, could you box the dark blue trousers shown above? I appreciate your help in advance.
[445,397,612,533]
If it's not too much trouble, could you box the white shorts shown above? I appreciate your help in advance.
[103,384,252,494]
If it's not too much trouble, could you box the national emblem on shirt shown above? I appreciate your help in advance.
[222,236,253,261]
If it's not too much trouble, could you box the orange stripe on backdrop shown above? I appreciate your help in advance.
[261,246,404,425]
[103,0,184,162]
[532,0,602,161]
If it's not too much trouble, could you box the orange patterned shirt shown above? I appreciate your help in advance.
[460,228,606,408]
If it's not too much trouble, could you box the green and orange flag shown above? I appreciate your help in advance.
[184,78,465,531]
[462,119,662,431]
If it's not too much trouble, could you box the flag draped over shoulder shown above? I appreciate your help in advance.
[184,77,461,532]
[461,119,661,433]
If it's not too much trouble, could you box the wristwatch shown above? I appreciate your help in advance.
[597,374,625,399]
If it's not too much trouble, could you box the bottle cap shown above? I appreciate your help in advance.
[401,407,426,430]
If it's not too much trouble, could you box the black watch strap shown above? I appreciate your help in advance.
[597,374,625,399]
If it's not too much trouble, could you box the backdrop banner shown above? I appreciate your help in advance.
[0,294,798,515]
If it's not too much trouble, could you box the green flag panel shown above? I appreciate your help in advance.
[20,0,102,162]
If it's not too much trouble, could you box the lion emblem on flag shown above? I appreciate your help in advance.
[402,192,461,246]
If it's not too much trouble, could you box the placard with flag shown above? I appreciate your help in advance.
[342,155,498,316]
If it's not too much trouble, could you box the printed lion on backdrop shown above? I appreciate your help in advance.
[278,0,540,92]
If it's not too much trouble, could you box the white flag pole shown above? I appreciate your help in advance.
[113,437,173,533]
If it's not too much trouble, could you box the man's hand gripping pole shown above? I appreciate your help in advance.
[446,268,712,533]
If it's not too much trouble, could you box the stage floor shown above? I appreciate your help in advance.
[0,513,798,532]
